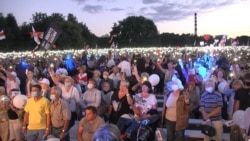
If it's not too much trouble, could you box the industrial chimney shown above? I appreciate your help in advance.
[194,13,197,37]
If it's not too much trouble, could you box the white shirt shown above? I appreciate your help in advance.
[6,78,20,94]
[118,60,131,77]
[134,93,157,114]
[59,83,80,112]
[107,58,115,68]
[165,93,179,121]
[109,73,120,89]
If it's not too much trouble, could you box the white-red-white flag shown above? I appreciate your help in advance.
[30,26,43,45]
[0,30,6,40]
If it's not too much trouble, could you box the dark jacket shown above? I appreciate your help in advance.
[161,91,193,130]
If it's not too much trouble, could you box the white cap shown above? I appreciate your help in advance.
[39,78,50,85]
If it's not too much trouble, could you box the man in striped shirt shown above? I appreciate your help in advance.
[200,79,223,141]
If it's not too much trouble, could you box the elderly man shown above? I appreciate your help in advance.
[77,106,104,141]
[50,86,71,141]
[200,79,223,141]
[22,84,50,141]
[49,68,80,128]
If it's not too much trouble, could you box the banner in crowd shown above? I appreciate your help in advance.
[40,23,62,50]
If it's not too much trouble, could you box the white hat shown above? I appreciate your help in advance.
[39,78,50,85]
[11,71,17,77]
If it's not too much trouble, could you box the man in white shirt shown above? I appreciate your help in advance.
[118,56,131,77]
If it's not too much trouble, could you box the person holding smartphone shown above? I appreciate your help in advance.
[161,78,193,141]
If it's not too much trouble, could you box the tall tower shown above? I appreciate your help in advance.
[194,13,197,37]
[194,13,197,46]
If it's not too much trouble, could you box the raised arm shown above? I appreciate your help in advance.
[157,63,166,74]
[48,67,60,86]
[0,65,10,81]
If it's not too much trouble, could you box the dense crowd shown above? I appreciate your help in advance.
[0,46,250,141]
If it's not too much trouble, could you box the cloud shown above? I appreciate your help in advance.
[142,0,160,4]
[110,8,124,11]
[82,5,103,13]
[137,0,237,22]
[72,0,88,4]
[72,0,115,4]
[74,0,237,21]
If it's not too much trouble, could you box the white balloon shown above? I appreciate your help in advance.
[13,95,28,109]
[232,110,244,126]
[241,108,250,133]
[148,74,160,86]
[218,81,228,94]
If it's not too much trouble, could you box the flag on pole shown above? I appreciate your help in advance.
[214,34,227,47]
[0,30,6,40]
[30,26,43,45]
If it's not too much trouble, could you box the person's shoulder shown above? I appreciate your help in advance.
[135,93,141,96]
[41,97,50,103]
[235,88,245,94]
[60,99,69,106]
[149,93,156,98]
[79,117,87,124]
[97,116,105,123]
[200,91,209,97]
[72,86,79,92]
[214,91,222,96]
[94,88,101,93]
[26,97,34,103]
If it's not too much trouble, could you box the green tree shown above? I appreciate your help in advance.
[110,16,158,46]
[67,13,78,23]
[31,12,49,31]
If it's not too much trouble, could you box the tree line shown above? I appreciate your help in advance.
[0,12,249,52]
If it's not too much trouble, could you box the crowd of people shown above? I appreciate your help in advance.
[0,46,250,141]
